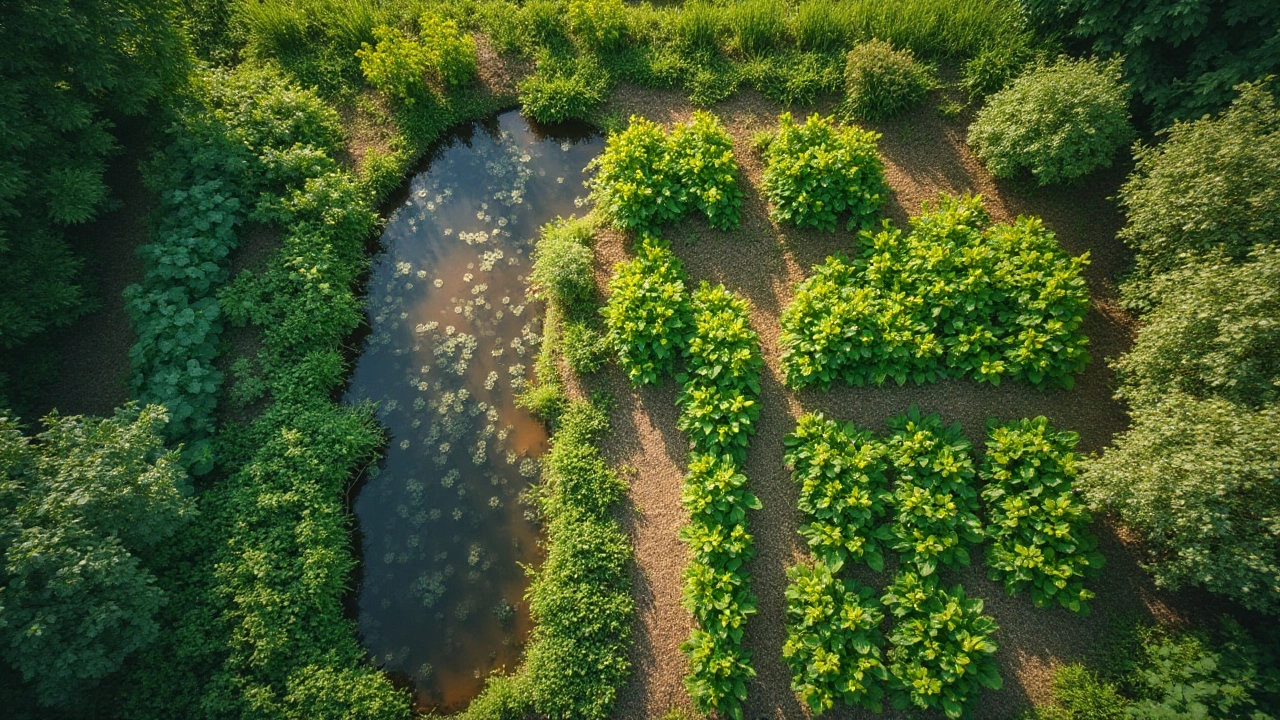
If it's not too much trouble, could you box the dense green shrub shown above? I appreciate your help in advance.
[981,417,1103,613]
[589,112,742,232]
[969,57,1135,185]
[884,409,983,576]
[760,112,887,231]
[589,117,684,231]
[1115,248,1280,409]
[783,414,892,571]
[421,14,479,87]
[677,283,761,463]
[842,39,934,121]
[1117,81,1280,290]
[562,322,610,375]
[1026,0,1280,124]
[520,52,611,124]
[0,405,192,707]
[783,563,887,714]
[531,217,596,312]
[680,453,760,720]
[881,572,1002,719]
[668,112,744,230]
[0,0,188,351]
[601,236,691,386]
[780,194,1091,389]
[1080,395,1280,615]
[358,19,476,104]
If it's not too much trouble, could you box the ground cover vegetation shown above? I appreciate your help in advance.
[588,112,743,233]
[1081,79,1280,616]
[780,194,1091,390]
[468,0,1039,114]
[1026,619,1280,719]
[758,112,888,231]
[968,57,1135,185]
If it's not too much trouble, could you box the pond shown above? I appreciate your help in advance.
[345,110,603,712]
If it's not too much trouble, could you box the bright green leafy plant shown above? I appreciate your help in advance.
[783,413,892,571]
[981,417,1103,613]
[779,194,1091,390]
[884,408,983,576]
[968,57,1134,185]
[760,112,887,231]
[677,282,761,463]
[531,216,597,312]
[783,562,888,714]
[601,235,691,385]
[589,112,743,232]
[881,572,1002,719]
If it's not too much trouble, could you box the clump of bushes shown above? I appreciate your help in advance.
[884,408,983,576]
[779,194,1091,390]
[968,57,1134,185]
[842,39,934,121]
[881,572,1002,719]
[530,216,596,312]
[760,112,887,231]
[981,417,1103,614]
[588,112,742,232]
[0,405,192,708]
[783,414,891,572]
[600,236,691,386]
[357,16,477,104]
[520,52,611,124]
[783,563,887,714]
[1117,81,1280,292]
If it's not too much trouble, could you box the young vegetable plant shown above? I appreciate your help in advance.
[669,111,743,230]
[601,235,691,386]
[783,413,892,571]
[981,417,1104,613]
[680,453,761,720]
[884,408,983,576]
[881,572,1002,719]
[783,562,888,715]
[760,112,887,231]
[678,282,762,463]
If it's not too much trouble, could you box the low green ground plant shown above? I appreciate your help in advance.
[760,112,887,231]
[842,39,935,121]
[884,409,983,576]
[601,236,691,386]
[881,572,1002,719]
[783,414,892,571]
[562,321,610,375]
[981,417,1103,613]
[783,563,887,714]
[779,194,1091,390]
[519,52,611,124]
[968,57,1134,185]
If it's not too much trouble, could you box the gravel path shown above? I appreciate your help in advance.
[581,84,1195,720]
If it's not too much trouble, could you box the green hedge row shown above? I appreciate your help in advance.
[780,194,1091,390]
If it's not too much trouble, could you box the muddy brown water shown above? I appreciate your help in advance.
[344,110,602,713]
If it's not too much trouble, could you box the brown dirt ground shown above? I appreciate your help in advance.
[578,84,1205,720]
[28,121,152,421]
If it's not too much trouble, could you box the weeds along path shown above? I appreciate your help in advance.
[590,84,1188,719]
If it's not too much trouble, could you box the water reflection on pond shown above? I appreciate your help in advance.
[346,110,602,712]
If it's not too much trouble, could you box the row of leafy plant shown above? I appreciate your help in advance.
[588,111,743,233]
[780,410,1102,717]
[601,235,764,719]
[779,193,1091,390]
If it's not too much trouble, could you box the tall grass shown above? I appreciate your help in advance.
[838,0,1031,59]
[238,0,384,59]
[727,0,787,57]
[674,1,721,52]
[794,0,847,53]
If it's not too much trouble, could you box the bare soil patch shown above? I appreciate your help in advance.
[584,84,1190,720]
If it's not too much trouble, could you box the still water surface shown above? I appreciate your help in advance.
[345,111,602,711]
